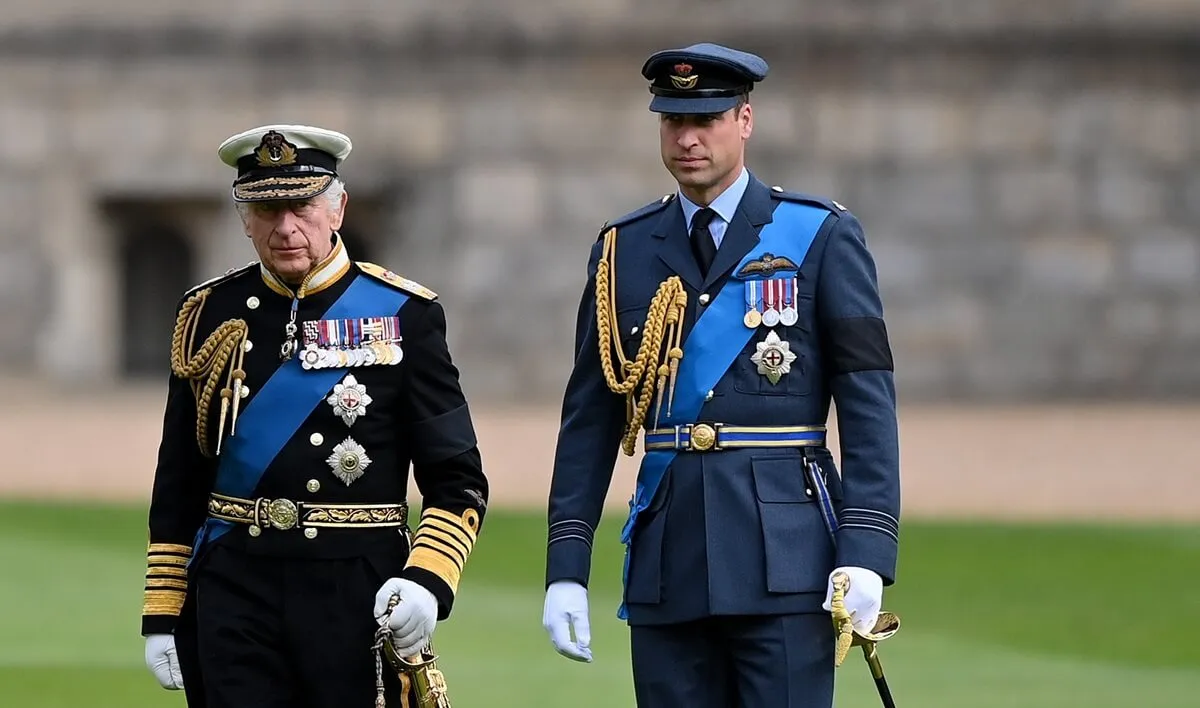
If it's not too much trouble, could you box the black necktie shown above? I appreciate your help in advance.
[690,207,718,278]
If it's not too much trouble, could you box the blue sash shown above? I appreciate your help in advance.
[617,200,829,618]
[194,275,410,552]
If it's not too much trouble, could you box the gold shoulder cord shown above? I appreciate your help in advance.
[169,287,249,457]
[594,227,688,456]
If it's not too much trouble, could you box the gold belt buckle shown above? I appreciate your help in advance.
[689,423,721,452]
[265,498,300,530]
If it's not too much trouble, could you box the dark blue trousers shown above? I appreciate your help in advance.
[630,613,834,708]
[188,542,409,708]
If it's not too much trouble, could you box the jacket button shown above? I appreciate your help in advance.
[704,390,714,401]
[306,479,321,493]
[304,528,318,539]
[698,293,711,306]
[310,433,324,446]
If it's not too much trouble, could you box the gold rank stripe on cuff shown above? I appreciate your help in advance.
[148,543,193,555]
[143,543,193,617]
[146,565,188,578]
[404,508,480,596]
[145,577,190,590]
[143,589,187,616]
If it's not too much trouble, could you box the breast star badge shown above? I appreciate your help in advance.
[326,374,372,426]
[326,437,372,486]
[750,330,797,385]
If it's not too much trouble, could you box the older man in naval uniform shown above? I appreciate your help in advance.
[140,123,488,708]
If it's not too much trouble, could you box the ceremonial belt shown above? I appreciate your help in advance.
[644,423,826,453]
[207,492,409,534]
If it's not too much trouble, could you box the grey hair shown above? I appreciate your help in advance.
[235,178,347,222]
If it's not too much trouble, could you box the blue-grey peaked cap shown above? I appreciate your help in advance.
[641,42,770,114]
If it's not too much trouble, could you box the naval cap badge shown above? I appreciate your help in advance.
[254,130,298,167]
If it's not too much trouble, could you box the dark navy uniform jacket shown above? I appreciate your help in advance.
[545,173,900,625]
[141,235,488,636]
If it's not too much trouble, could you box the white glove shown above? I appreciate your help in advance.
[822,566,883,635]
[144,634,184,690]
[374,578,439,658]
[542,580,592,662]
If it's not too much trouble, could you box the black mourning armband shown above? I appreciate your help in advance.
[825,316,894,375]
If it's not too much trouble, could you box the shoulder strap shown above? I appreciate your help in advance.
[183,261,257,297]
[356,261,438,301]
[768,186,848,215]
[601,193,676,234]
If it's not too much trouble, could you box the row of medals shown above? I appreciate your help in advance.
[743,277,799,329]
[300,340,404,370]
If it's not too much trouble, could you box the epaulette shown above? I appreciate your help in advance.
[183,261,257,297]
[356,261,438,301]
[769,185,849,214]
[599,193,676,235]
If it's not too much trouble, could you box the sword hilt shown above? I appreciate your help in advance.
[830,571,902,707]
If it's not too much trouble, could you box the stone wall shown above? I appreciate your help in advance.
[0,1,1198,402]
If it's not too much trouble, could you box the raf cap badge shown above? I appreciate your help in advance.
[670,62,699,90]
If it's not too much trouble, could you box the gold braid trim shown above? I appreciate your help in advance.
[594,227,689,456]
[170,287,249,457]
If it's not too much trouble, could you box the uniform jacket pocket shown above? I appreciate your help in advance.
[751,457,834,594]
[733,325,813,397]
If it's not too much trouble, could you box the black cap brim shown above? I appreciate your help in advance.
[649,94,742,115]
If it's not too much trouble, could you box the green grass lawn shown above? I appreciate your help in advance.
[1,500,1197,707]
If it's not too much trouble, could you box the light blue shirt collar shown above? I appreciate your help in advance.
[677,167,750,248]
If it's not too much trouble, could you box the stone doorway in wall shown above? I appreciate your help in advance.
[105,199,212,379]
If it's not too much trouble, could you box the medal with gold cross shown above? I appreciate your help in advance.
[750,330,797,385]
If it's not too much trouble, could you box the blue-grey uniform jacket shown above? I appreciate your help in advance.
[545,173,901,626]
